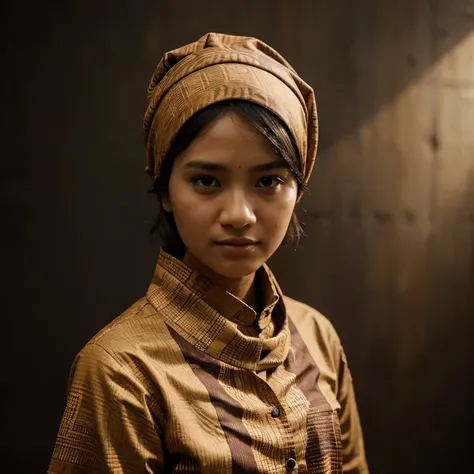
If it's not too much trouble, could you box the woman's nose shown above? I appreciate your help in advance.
[219,191,257,229]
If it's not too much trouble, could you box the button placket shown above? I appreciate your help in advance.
[252,369,301,470]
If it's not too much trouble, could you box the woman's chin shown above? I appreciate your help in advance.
[210,260,262,280]
[183,247,267,281]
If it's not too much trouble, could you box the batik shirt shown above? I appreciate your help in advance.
[48,249,369,473]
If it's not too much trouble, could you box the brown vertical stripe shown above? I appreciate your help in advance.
[168,325,259,474]
[285,317,331,409]
[305,409,343,474]
[286,317,342,473]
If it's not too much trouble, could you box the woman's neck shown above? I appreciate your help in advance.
[182,251,258,310]
[227,275,257,308]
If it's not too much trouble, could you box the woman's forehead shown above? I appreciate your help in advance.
[177,114,284,169]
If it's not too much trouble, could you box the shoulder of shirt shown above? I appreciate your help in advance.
[75,296,167,367]
[283,294,342,350]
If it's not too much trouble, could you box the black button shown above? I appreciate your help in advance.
[286,457,297,470]
[270,407,280,418]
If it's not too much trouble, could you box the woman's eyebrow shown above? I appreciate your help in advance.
[184,160,225,171]
[184,159,286,172]
[253,160,286,172]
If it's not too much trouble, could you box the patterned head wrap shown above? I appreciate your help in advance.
[143,32,318,189]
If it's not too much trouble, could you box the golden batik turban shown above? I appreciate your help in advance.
[143,32,318,187]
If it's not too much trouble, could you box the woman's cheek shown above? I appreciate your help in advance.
[176,201,209,231]
[273,199,295,222]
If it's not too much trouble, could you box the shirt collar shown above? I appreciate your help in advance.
[146,249,290,370]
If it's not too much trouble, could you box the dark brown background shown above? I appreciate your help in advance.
[2,1,473,473]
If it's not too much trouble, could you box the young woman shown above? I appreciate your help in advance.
[48,33,369,474]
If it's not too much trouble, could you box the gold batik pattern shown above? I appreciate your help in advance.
[48,249,369,473]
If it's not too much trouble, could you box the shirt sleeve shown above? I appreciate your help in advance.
[47,342,164,473]
[337,347,370,474]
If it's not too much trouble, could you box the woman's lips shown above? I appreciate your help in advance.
[215,241,259,256]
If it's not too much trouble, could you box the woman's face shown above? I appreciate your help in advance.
[163,113,298,282]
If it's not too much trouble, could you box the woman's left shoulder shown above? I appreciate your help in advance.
[283,295,342,349]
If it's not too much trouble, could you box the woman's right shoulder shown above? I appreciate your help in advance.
[74,296,170,370]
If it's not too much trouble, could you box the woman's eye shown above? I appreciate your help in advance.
[191,175,220,188]
[257,176,284,188]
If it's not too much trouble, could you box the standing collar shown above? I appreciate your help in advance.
[146,249,290,370]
